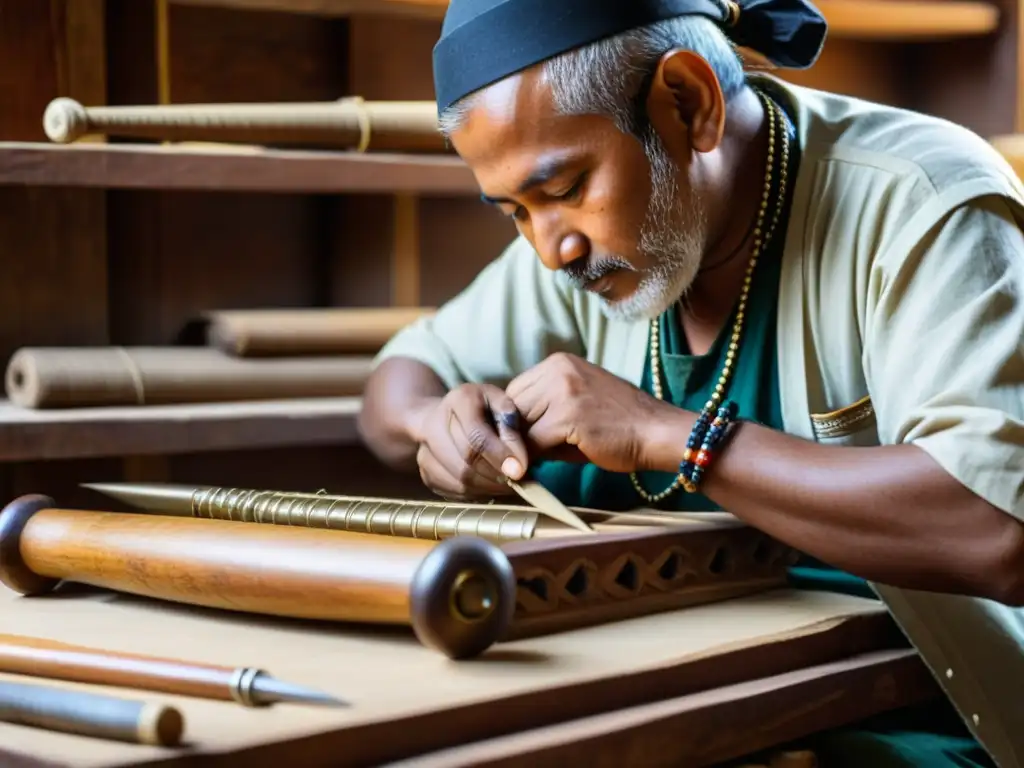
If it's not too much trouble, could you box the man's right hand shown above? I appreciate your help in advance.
[409,383,529,501]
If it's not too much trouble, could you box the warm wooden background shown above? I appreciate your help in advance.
[0,0,1019,509]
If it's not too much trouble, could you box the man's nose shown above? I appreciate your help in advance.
[536,226,589,271]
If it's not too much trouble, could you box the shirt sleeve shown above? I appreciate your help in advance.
[865,194,1024,516]
[374,236,586,389]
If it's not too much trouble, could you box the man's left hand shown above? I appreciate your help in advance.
[505,352,681,473]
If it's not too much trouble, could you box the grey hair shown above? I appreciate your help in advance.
[437,16,746,138]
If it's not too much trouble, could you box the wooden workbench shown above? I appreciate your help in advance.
[0,583,937,767]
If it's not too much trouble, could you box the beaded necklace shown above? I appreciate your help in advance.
[629,89,791,504]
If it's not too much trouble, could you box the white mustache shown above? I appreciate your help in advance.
[563,257,635,288]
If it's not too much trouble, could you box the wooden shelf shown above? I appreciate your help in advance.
[168,0,1000,39]
[0,142,478,194]
[171,0,449,20]
[819,0,999,39]
[0,398,362,462]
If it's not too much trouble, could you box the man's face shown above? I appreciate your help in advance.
[448,68,709,322]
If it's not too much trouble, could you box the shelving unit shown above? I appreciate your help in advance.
[0,0,1021,508]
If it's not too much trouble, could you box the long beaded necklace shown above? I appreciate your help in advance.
[629,89,791,504]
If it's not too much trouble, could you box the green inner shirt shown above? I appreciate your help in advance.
[526,85,992,768]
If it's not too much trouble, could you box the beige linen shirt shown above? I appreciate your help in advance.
[377,77,1024,765]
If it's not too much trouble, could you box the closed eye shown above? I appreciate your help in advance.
[553,173,587,201]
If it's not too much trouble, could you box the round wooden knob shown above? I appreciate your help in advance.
[0,494,61,595]
[43,97,89,144]
[408,536,516,659]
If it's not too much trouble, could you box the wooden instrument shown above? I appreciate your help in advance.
[43,96,447,153]
[205,306,435,357]
[0,678,183,746]
[81,481,700,542]
[5,347,372,409]
[0,633,342,708]
[0,495,516,660]
[0,494,797,655]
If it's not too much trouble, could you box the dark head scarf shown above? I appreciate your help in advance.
[433,0,828,115]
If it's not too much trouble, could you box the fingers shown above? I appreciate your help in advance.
[505,366,543,414]
[481,388,529,480]
[417,443,510,501]
[445,385,523,479]
[414,383,532,499]
[444,420,515,493]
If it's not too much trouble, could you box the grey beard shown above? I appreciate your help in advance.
[597,131,707,323]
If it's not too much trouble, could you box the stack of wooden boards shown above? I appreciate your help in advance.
[3,306,432,409]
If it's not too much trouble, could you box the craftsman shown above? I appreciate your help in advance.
[358,0,1024,765]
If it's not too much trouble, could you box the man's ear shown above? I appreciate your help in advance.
[645,48,726,156]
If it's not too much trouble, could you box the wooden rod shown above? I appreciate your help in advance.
[0,633,343,707]
[42,96,447,152]
[0,495,516,660]
[0,678,183,746]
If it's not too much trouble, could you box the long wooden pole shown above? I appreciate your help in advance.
[0,495,516,660]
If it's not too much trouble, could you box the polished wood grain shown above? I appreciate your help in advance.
[0,633,239,702]
[0,496,517,659]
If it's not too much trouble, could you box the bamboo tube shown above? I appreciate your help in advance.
[0,495,516,660]
[43,96,447,153]
[206,306,435,357]
[0,679,183,746]
[0,634,343,708]
[5,347,373,409]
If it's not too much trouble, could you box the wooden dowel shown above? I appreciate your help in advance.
[42,96,447,152]
[0,634,342,707]
[0,495,516,660]
[0,678,183,746]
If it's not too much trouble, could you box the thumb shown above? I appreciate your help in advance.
[484,393,528,481]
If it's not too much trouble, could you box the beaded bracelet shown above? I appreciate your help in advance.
[678,401,739,493]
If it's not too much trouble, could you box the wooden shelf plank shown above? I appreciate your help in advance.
[171,0,448,19]
[0,142,478,194]
[0,397,362,462]
[819,0,999,39]
[168,0,1000,39]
